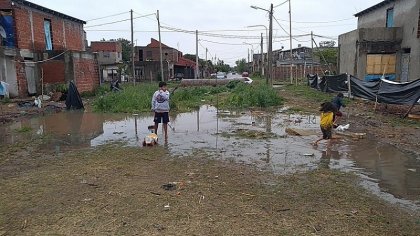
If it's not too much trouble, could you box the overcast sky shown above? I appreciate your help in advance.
[32,0,380,65]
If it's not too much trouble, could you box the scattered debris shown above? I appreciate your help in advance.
[303,153,315,157]
[163,203,170,211]
[162,183,177,191]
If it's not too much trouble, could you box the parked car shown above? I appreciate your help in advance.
[216,72,227,79]
[242,72,249,77]
[243,77,253,84]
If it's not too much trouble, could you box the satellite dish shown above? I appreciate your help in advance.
[0,26,6,38]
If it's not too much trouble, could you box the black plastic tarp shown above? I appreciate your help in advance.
[308,74,420,105]
[324,74,348,93]
[307,74,318,89]
[349,76,379,101]
[377,79,420,105]
[65,81,84,110]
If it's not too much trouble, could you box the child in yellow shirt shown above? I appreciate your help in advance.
[313,102,337,146]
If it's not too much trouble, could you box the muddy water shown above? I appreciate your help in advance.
[1,106,419,210]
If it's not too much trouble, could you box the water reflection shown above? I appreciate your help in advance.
[0,106,419,210]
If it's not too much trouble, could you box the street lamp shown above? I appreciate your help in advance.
[250,4,273,85]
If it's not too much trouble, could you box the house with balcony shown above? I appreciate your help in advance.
[134,38,196,81]
[0,0,99,97]
[338,0,420,82]
[90,41,123,82]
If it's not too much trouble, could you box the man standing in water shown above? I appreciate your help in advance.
[152,82,170,138]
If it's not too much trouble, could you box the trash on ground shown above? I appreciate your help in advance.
[335,124,350,132]
[162,183,177,191]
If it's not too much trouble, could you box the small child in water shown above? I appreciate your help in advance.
[143,125,158,146]
[313,102,337,146]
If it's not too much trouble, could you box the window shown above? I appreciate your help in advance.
[386,8,394,28]
[44,19,53,50]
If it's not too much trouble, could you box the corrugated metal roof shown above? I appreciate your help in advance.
[12,0,86,24]
[354,0,396,17]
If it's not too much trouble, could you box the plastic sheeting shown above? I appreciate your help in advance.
[307,74,420,105]
[65,81,84,110]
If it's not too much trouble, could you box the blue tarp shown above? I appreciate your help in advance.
[0,11,15,47]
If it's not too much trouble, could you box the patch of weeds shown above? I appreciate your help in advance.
[93,81,284,113]
[15,126,32,133]
[1,97,11,104]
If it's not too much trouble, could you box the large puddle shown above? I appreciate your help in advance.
[1,106,419,211]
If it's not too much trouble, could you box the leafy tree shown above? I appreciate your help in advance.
[235,58,247,73]
[116,38,133,63]
[314,48,338,66]
[214,60,231,73]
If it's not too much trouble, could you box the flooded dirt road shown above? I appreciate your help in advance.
[1,106,419,211]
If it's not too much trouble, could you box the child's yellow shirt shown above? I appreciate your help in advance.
[320,112,334,129]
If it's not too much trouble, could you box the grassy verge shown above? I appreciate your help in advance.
[93,81,283,113]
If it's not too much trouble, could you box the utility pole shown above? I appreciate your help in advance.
[261,33,265,82]
[205,47,208,78]
[195,30,199,79]
[157,10,164,82]
[130,9,135,85]
[268,3,273,86]
[311,31,314,74]
[247,48,250,64]
[289,0,293,84]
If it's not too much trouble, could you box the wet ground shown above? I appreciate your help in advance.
[1,106,419,211]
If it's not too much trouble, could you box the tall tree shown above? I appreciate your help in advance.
[116,38,133,63]
[235,58,247,73]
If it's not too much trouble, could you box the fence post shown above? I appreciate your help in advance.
[347,73,352,98]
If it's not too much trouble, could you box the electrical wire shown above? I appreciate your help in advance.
[86,11,129,22]
[274,17,355,24]
[85,13,156,28]
[274,0,289,8]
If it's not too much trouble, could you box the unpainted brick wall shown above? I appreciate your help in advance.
[41,61,65,83]
[12,5,84,51]
[73,58,99,93]
[15,62,27,97]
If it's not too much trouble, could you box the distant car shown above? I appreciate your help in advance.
[243,77,253,84]
[174,73,184,81]
[242,72,249,77]
[232,72,236,75]
[216,72,227,79]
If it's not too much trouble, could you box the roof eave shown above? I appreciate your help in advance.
[354,0,396,17]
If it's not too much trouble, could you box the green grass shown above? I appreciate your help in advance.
[15,126,32,133]
[284,84,352,104]
[93,81,283,113]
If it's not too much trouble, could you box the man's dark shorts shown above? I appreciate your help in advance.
[321,127,332,139]
[154,112,169,124]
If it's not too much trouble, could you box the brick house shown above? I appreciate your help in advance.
[90,41,123,82]
[135,38,196,81]
[0,0,99,97]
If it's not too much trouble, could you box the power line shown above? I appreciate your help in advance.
[274,17,355,24]
[274,0,289,8]
[272,15,290,36]
[85,13,155,28]
[86,11,129,22]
